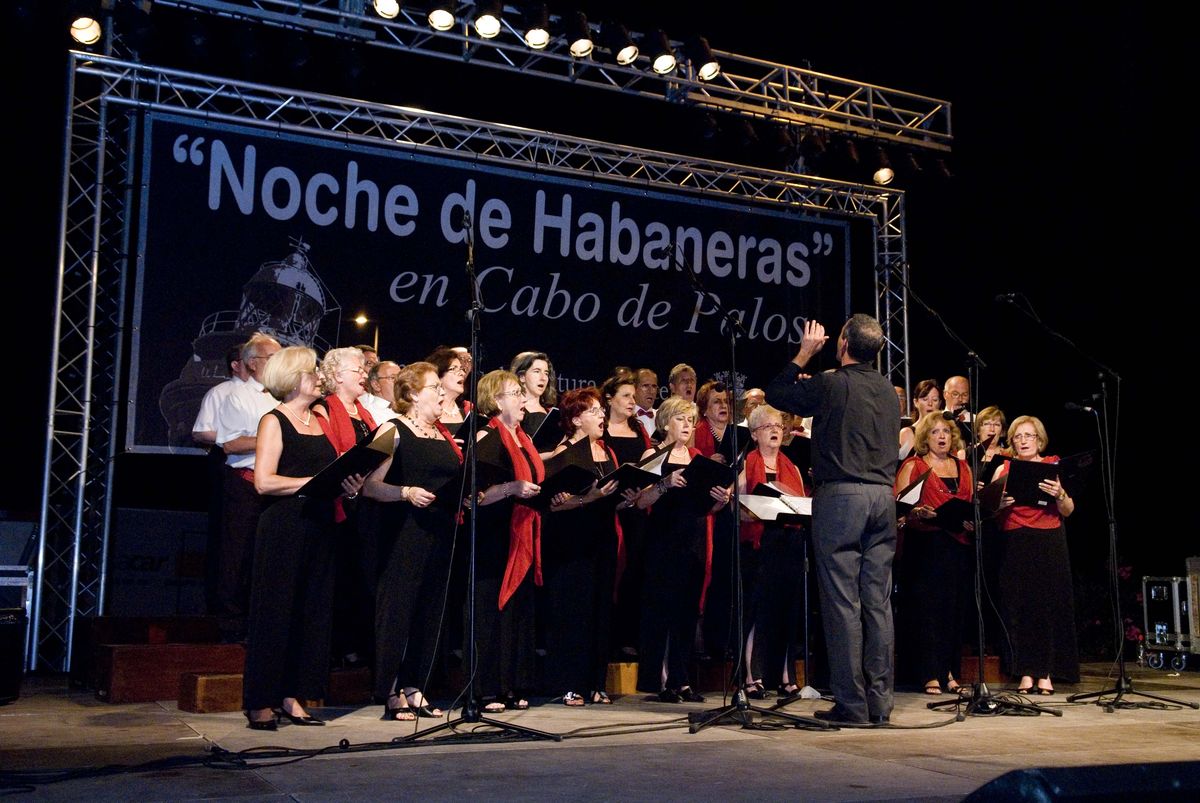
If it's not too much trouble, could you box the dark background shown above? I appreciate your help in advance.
[5,3,1189,639]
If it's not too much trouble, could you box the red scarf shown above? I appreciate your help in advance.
[693,419,718,457]
[318,395,378,454]
[434,419,464,464]
[742,449,808,549]
[490,418,546,609]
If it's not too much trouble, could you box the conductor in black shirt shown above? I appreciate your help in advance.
[766,315,900,725]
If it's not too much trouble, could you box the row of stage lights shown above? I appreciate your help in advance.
[373,1,721,79]
[69,1,722,81]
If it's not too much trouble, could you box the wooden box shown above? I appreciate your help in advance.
[958,654,1001,684]
[71,616,221,689]
[96,642,244,703]
[325,666,372,705]
[606,662,638,695]
[178,672,242,713]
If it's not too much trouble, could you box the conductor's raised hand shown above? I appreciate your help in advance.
[793,320,828,366]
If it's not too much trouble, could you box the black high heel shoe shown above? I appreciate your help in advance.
[404,689,444,718]
[244,710,278,731]
[381,695,417,722]
[276,706,326,726]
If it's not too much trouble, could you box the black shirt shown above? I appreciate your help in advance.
[766,361,899,487]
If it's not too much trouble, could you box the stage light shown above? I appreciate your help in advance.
[71,16,103,45]
[872,147,894,185]
[473,0,502,39]
[522,4,549,49]
[355,313,369,326]
[428,3,455,31]
[372,0,401,19]
[649,30,676,74]
[601,22,638,66]
[686,35,720,81]
[566,11,593,58]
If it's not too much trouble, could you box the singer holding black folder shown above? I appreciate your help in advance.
[243,346,365,731]
[364,361,463,721]
[895,412,974,696]
[737,404,808,700]
[542,387,622,706]
[635,396,732,703]
[472,370,545,713]
[991,415,1078,695]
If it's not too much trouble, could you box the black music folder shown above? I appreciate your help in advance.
[932,496,975,531]
[675,455,736,516]
[894,468,931,516]
[1004,459,1063,507]
[529,408,562,453]
[596,442,672,493]
[298,422,396,499]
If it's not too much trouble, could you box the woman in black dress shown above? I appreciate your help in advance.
[471,369,544,712]
[601,371,653,659]
[510,351,557,457]
[635,396,732,703]
[364,361,463,721]
[243,346,364,730]
[542,387,622,705]
[993,415,1078,695]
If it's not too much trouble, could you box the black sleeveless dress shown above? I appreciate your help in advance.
[606,428,650,655]
[542,445,618,696]
[373,424,462,700]
[243,410,338,710]
[638,457,709,693]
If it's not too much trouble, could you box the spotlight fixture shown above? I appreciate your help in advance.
[566,10,593,58]
[685,35,720,81]
[872,147,894,185]
[649,29,676,74]
[71,15,103,45]
[427,3,455,31]
[473,0,502,39]
[372,0,401,19]
[522,4,549,49]
[601,22,638,66]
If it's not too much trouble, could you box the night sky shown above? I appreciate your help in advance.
[6,3,1185,591]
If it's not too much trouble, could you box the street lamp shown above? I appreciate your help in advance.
[354,312,379,352]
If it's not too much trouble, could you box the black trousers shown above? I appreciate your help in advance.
[242,498,336,710]
[218,467,267,638]
[638,526,706,692]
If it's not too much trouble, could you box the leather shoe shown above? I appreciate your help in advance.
[870,714,890,725]
[813,706,868,725]
[678,687,706,703]
[657,688,682,703]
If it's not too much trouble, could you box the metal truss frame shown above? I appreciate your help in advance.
[37,51,908,670]
[152,0,952,152]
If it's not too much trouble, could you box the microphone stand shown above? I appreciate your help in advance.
[895,272,1059,719]
[405,212,561,743]
[663,243,832,733]
[996,296,1196,712]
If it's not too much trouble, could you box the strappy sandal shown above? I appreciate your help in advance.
[402,689,443,718]
[777,684,801,700]
[563,691,585,707]
[924,680,943,695]
[381,695,417,722]
[743,682,769,700]
[481,699,506,713]
[502,693,530,710]
[591,691,613,705]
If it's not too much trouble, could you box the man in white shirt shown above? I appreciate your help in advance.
[192,345,249,446]
[360,360,401,425]
[634,368,659,434]
[213,333,280,640]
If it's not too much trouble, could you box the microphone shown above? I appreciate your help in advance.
[649,242,673,261]
[994,292,1017,303]
[460,209,472,230]
[1064,401,1095,414]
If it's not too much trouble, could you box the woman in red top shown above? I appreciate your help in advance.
[992,415,1077,695]
[692,380,731,462]
[895,413,974,695]
[737,404,808,699]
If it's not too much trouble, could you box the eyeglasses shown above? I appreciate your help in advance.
[753,423,784,432]
[1011,432,1039,442]
[421,383,444,393]
[945,391,969,400]
[497,389,524,398]
[339,366,366,375]
[581,407,605,417]
[378,375,399,383]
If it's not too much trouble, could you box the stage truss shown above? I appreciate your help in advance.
[35,51,909,670]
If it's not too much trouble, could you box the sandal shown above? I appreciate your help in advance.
[481,699,506,713]
[402,689,443,718]
[777,684,801,700]
[381,695,417,722]
[1037,683,1054,696]
[563,691,585,707]
[502,693,530,710]
[743,682,769,700]
[591,691,613,705]
[924,680,943,695]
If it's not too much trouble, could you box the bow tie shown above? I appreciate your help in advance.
[637,407,652,416]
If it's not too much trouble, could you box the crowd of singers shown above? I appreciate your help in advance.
[193,338,1079,729]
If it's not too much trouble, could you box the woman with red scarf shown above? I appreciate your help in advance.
[243,347,364,730]
[364,361,464,721]
[635,396,732,703]
[737,404,808,699]
[601,371,653,660]
[895,412,974,695]
[542,387,622,706]
[472,369,545,712]
[314,347,378,670]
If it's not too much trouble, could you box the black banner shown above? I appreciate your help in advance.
[132,114,851,451]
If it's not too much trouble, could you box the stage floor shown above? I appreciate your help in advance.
[2,663,1198,800]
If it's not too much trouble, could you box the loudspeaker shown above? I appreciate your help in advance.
[0,608,26,704]
[965,761,1200,801]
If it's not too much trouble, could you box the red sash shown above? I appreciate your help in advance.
[742,449,808,549]
[490,419,547,609]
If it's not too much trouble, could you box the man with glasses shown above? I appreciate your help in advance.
[214,332,281,642]
[766,314,900,726]
[943,375,973,447]
[361,360,402,424]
